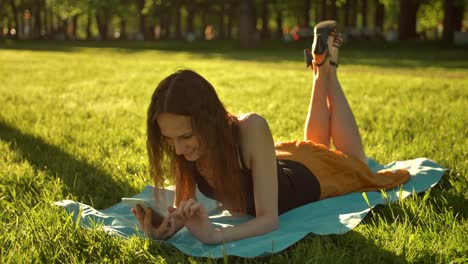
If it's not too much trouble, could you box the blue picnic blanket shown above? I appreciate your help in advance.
[55,157,446,258]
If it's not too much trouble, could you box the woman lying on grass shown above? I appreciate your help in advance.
[132,20,410,244]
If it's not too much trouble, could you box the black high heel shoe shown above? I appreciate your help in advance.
[304,20,337,68]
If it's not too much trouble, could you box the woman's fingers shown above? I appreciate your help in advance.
[133,206,145,228]
[143,208,153,235]
[190,203,202,216]
[177,200,186,215]
[153,214,172,238]
[131,206,177,240]
[183,199,197,217]
[170,199,200,221]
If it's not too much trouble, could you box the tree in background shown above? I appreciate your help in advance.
[186,0,196,40]
[442,0,466,43]
[239,0,256,47]
[0,0,466,44]
[271,0,288,40]
[375,0,385,33]
[418,0,443,40]
[7,0,20,39]
[260,0,270,40]
[398,0,427,40]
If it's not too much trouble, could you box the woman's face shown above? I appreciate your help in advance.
[157,113,202,161]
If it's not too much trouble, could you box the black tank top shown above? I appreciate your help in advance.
[194,146,321,216]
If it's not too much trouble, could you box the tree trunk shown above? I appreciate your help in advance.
[62,18,69,40]
[137,0,147,40]
[239,0,257,48]
[276,8,283,40]
[175,0,182,39]
[398,0,420,40]
[443,0,465,43]
[120,19,127,40]
[304,0,310,27]
[453,2,464,32]
[148,24,155,40]
[329,0,337,20]
[86,6,92,40]
[32,0,43,39]
[361,0,367,28]
[6,18,12,38]
[20,10,25,38]
[375,0,385,33]
[153,0,161,39]
[72,15,78,40]
[44,0,49,38]
[350,0,357,27]
[95,12,109,40]
[315,2,319,23]
[219,3,226,40]
[201,9,207,38]
[9,0,19,39]
[260,0,269,39]
[251,0,257,30]
[51,7,58,35]
[227,1,235,39]
[344,0,350,27]
[160,14,167,39]
[167,10,173,39]
[321,0,327,21]
[186,0,195,36]
[161,7,172,39]
[442,0,454,42]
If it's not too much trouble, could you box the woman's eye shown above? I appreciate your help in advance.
[182,135,193,139]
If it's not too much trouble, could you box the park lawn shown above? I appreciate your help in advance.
[0,40,467,263]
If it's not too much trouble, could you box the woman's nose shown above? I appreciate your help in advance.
[174,140,184,155]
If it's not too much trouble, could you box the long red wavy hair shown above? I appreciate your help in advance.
[147,70,247,213]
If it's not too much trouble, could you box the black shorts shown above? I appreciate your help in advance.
[277,159,321,215]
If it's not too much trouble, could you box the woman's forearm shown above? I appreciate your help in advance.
[212,215,278,244]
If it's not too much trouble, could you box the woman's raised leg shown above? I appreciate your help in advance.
[327,35,366,163]
[304,53,331,147]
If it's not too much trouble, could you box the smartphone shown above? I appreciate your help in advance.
[122,198,166,227]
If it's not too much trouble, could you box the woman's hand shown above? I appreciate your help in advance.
[131,206,179,240]
[170,199,222,244]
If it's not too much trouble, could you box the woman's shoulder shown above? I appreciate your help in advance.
[237,113,271,142]
[237,112,268,128]
[236,113,274,169]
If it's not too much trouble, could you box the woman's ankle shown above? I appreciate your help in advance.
[314,65,329,80]
[328,64,337,77]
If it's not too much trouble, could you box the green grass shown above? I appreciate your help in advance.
[0,40,467,263]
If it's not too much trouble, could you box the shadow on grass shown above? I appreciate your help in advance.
[172,231,408,263]
[1,39,468,70]
[430,170,468,219]
[0,120,134,208]
[360,170,467,225]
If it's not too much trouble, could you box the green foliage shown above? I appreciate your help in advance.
[418,0,443,32]
[380,0,400,29]
[47,0,88,19]
[0,40,467,263]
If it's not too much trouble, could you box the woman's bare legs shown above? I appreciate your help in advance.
[304,33,367,163]
[304,53,331,148]
[328,43,366,163]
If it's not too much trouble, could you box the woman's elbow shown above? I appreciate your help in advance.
[256,210,279,232]
[265,216,279,232]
